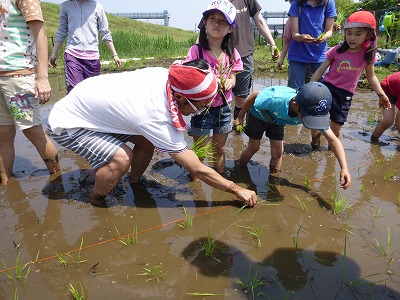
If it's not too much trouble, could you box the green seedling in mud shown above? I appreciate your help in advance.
[384,169,396,181]
[70,282,85,300]
[331,190,351,215]
[340,212,357,236]
[360,183,366,193]
[114,224,139,245]
[191,135,215,161]
[2,253,32,283]
[13,288,18,300]
[293,193,308,212]
[303,176,311,191]
[292,226,302,252]
[371,227,391,257]
[373,204,382,221]
[54,238,87,266]
[178,207,193,229]
[203,231,218,258]
[137,263,164,283]
[371,155,384,164]
[235,223,268,247]
[237,266,267,299]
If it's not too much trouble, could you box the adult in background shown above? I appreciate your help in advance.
[47,59,258,208]
[0,0,61,185]
[216,0,279,123]
[287,0,336,90]
[49,0,121,93]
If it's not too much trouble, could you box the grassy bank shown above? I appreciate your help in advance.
[42,1,395,82]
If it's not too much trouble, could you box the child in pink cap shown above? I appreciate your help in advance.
[310,11,390,149]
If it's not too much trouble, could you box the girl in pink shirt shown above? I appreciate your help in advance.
[185,0,243,174]
[310,11,390,148]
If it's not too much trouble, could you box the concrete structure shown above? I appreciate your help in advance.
[111,11,170,26]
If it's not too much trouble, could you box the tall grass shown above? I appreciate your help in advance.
[99,31,195,59]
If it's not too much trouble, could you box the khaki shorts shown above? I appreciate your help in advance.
[0,74,42,130]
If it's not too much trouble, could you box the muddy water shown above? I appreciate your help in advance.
[0,74,399,299]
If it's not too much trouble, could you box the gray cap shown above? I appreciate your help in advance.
[295,82,332,131]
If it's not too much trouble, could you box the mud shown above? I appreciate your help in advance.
[0,75,399,299]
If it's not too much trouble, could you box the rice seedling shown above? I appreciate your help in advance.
[373,204,382,221]
[203,231,218,258]
[54,251,69,267]
[235,223,268,247]
[13,287,18,300]
[371,227,391,257]
[114,224,139,246]
[137,263,164,283]
[292,226,302,252]
[237,266,267,299]
[69,282,84,300]
[303,176,311,191]
[178,207,193,229]
[331,190,351,215]
[371,156,383,164]
[191,135,215,161]
[54,238,87,266]
[272,276,295,300]
[360,183,366,192]
[293,193,308,213]
[2,253,32,283]
[384,169,396,181]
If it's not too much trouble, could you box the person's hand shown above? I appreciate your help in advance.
[35,77,52,104]
[235,186,258,206]
[223,78,234,91]
[299,34,315,44]
[378,94,391,110]
[49,53,57,68]
[277,59,284,70]
[113,55,122,67]
[339,168,351,190]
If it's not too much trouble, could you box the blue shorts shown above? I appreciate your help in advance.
[188,103,232,136]
[324,81,353,125]
[245,112,285,141]
[233,54,254,98]
[48,127,131,170]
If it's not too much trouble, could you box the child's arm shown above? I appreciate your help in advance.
[365,64,391,109]
[321,129,352,189]
[234,91,259,127]
[310,59,331,82]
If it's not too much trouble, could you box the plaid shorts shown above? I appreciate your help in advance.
[48,127,131,170]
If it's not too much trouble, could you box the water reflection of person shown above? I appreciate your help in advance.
[182,239,400,298]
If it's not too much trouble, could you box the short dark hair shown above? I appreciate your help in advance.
[182,58,211,70]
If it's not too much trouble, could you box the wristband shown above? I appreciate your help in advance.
[113,54,118,57]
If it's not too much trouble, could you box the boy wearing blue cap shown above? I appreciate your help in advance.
[234,82,351,189]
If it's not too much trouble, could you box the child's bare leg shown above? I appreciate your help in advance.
[269,139,283,173]
[212,133,229,173]
[395,109,400,134]
[372,106,395,140]
[0,125,16,185]
[238,138,260,166]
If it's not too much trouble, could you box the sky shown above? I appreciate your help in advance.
[42,0,291,31]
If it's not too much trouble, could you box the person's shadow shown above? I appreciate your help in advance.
[182,238,400,299]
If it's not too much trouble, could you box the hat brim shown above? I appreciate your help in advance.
[301,114,330,131]
[203,9,236,27]
[344,22,374,30]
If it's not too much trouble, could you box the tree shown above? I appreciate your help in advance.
[357,0,397,12]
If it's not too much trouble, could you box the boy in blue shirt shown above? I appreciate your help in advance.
[234,82,351,189]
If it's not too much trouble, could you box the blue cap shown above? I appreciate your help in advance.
[296,82,332,131]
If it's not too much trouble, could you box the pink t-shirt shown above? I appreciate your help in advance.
[283,20,291,45]
[185,45,243,107]
[324,46,376,94]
